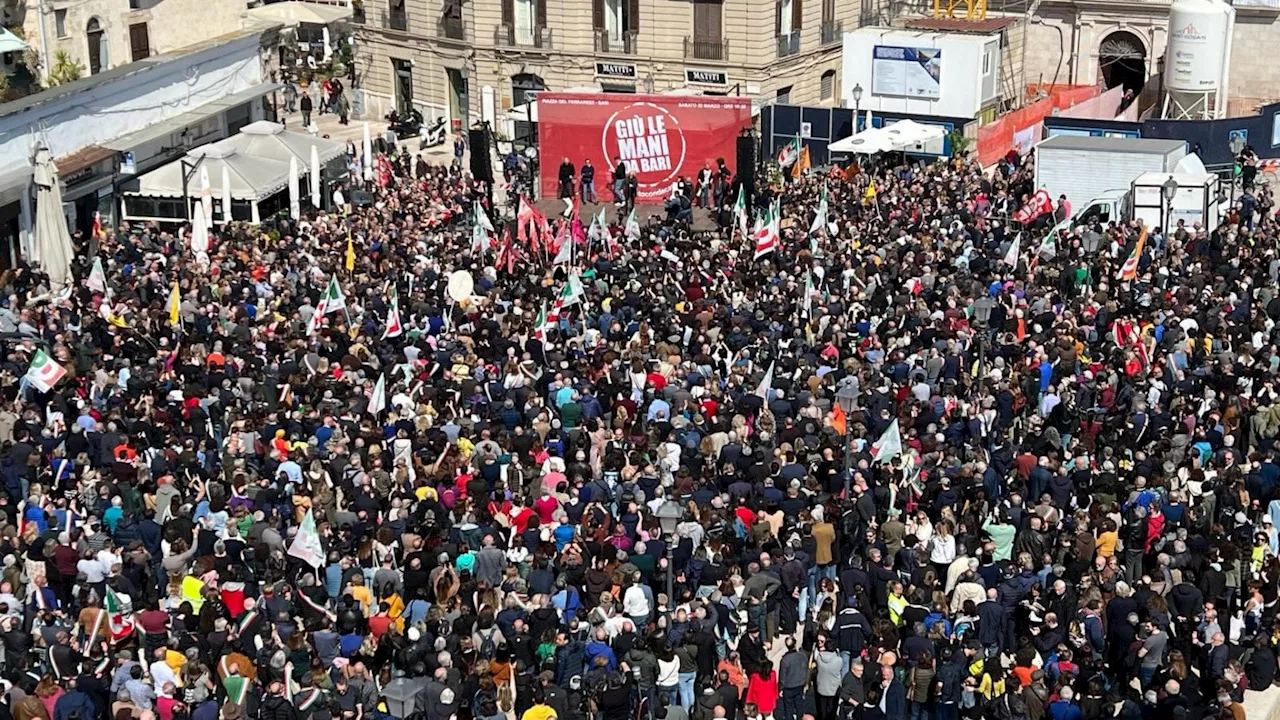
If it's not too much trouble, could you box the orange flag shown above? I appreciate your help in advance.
[791,146,811,178]
[832,402,847,436]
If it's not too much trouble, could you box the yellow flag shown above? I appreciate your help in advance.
[345,234,356,272]
[107,310,128,329]
[168,282,181,327]
[864,180,878,201]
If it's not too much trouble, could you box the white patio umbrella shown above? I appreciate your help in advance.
[310,144,321,208]
[865,109,875,131]
[220,166,233,225]
[362,121,373,182]
[191,199,209,254]
[199,164,213,223]
[322,27,333,62]
[30,146,73,289]
[289,155,301,220]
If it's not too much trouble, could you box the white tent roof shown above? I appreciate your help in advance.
[829,119,947,154]
[127,145,294,201]
[245,1,352,26]
[226,121,347,166]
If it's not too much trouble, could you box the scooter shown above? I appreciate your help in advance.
[386,109,423,138]
[419,118,447,149]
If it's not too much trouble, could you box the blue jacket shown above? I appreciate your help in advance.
[1047,700,1083,720]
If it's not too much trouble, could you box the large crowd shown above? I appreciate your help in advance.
[0,131,1275,720]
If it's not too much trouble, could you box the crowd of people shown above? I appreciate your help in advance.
[0,131,1276,720]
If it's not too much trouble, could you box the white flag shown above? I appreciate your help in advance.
[553,232,573,265]
[755,361,775,401]
[367,374,387,417]
[87,257,108,297]
[287,509,325,569]
[803,273,814,317]
[1003,232,1022,267]
[872,419,902,465]
[625,208,641,241]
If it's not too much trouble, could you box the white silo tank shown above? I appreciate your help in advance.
[1166,0,1228,93]
[1164,0,1233,119]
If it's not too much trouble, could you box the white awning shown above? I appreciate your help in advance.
[104,82,284,152]
[226,120,347,166]
[245,1,353,25]
[125,145,294,201]
[0,28,28,54]
[829,119,946,155]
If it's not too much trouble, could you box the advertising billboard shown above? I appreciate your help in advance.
[537,93,753,202]
[871,45,942,99]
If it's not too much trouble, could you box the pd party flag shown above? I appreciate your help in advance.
[1117,224,1147,281]
[87,257,108,296]
[287,509,326,568]
[872,419,903,465]
[777,137,801,167]
[26,349,66,392]
[103,586,135,641]
[308,275,346,335]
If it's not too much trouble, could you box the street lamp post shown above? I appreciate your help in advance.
[179,155,205,221]
[852,83,864,131]
[836,383,859,497]
[973,296,995,384]
[655,501,682,609]
[1161,175,1178,231]
[1229,134,1247,204]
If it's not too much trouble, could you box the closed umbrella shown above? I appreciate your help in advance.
[322,26,332,63]
[190,198,209,254]
[362,121,373,182]
[289,155,301,220]
[199,164,213,223]
[221,166,233,225]
[30,146,73,289]
[310,144,321,208]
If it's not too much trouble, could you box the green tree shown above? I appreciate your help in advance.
[47,50,84,86]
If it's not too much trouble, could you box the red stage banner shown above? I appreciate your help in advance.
[537,93,753,202]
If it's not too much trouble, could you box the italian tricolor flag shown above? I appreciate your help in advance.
[753,201,780,259]
[26,350,66,392]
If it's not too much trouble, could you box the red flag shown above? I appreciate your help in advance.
[517,196,537,244]
[1012,189,1054,225]
[537,215,553,251]
[497,226,517,274]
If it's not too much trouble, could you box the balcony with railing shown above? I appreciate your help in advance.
[495,24,553,49]
[383,7,408,31]
[438,15,465,40]
[820,20,842,45]
[683,36,727,61]
[595,29,637,54]
[776,30,800,57]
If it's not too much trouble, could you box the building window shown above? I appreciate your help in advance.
[690,0,723,60]
[129,23,150,61]
[514,0,536,45]
[54,9,67,37]
[820,70,834,100]
[86,17,107,74]
[982,51,990,74]
[776,85,792,105]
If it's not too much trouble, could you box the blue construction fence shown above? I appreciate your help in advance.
[1043,101,1280,168]
[760,104,972,166]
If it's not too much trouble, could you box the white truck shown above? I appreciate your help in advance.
[1033,136,1189,214]
[1066,172,1225,230]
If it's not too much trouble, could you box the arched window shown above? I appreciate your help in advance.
[86,17,107,74]
[820,70,836,101]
